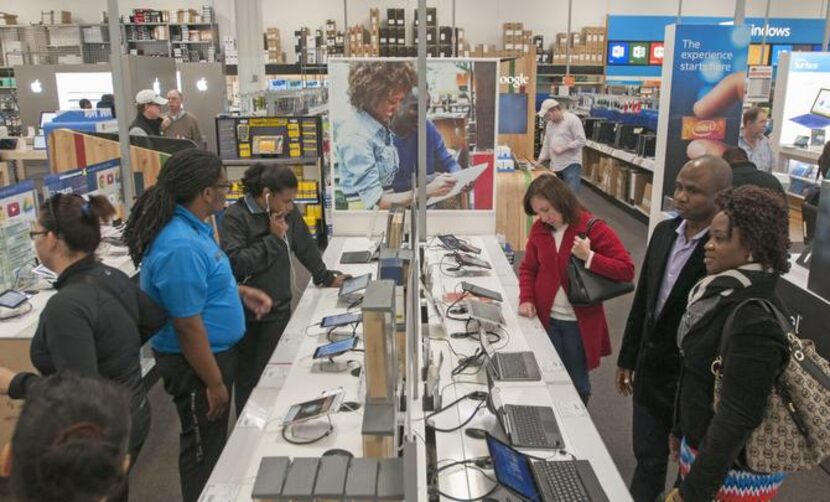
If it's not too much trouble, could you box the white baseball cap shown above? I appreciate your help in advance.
[135,89,168,106]
[538,98,561,118]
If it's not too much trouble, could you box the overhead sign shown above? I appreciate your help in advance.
[609,16,825,45]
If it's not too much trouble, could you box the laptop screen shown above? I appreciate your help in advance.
[486,434,538,499]
[811,89,830,118]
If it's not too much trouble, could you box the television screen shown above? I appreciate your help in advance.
[630,42,649,65]
[608,42,630,65]
[498,93,528,134]
[649,42,665,65]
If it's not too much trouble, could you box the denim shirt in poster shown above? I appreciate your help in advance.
[141,205,245,354]
[335,108,400,208]
[391,120,461,193]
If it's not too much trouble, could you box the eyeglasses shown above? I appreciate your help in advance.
[29,230,48,240]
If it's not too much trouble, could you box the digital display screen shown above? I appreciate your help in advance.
[339,273,371,296]
[649,42,665,65]
[487,435,537,499]
[321,312,362,328]
[607,42,630,65]
[629,42,649,65]
[0,290,28,309]
[313,337,358,359]
[771,45,793,67]
[812,89,830,119]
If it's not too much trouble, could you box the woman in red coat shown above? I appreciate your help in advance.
[518,174,634,403]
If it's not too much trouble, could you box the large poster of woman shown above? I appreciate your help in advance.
[329,58,498,211]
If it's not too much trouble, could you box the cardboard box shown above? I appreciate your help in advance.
[0,339,36,446]
[640,183,653,213]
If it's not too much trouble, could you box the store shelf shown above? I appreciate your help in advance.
[585,140,655,172]
[537,64,604,76]
[581,176,649,223]
[779,145,821,164]
[789,174,820,184]
[123,22,168,26]
[223,64,329,76]
[126,39,169,43]
[787,191,806,200]
[172,40,214,44]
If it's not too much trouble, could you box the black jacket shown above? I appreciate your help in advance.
[731,161,785,195]
[220,197,335,321]
[675,274,788,502]
[617,217,708,426]
[129,112,162,136]
[8,256,165,450]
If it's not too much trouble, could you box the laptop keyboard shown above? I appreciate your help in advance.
[497,353,529,379]
[535,461,590,502]
[508,405,555,448]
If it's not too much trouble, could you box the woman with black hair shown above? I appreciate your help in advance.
[0,193,161,501]
[123,149,271,502]
[665,186,791,502]
[220,163,349,411]
[0,373,132,502]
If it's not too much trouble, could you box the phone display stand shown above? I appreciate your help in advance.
[312,359,351,373]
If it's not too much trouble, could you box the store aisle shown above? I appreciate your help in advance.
[127,187,830,501]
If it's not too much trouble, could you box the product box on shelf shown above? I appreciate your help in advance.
[640,183,653,213]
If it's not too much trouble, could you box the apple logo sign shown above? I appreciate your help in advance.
[196,77,208,92]
[152,78,161,95]
[30,79,43,93]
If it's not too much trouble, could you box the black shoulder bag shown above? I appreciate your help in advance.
[566,218,635,306]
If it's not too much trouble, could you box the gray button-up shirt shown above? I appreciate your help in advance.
[738,134,775,173]
[655,220,709,317]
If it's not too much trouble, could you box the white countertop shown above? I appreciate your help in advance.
[201,235,631,501]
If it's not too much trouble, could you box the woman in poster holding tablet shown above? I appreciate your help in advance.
[334,61,456,209]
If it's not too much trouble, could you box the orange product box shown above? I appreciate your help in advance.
[681,116,726,141]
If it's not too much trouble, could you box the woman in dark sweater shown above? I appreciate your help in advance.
[0,193,163,499]
[220,163,348,411]
[665,186,791,502]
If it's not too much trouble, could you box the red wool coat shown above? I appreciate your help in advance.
[519,211,635,370]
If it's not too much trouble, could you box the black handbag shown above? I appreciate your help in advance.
[566,218,634,306]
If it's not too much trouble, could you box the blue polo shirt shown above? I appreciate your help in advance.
[141,205,245,354]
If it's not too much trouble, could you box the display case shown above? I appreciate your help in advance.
[216,114,327,246]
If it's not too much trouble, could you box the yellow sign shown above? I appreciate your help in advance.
[239,144,251,158]
[249,118,288,127]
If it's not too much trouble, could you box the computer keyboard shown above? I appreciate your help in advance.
[497,353,530,379]
[535,461,590,502]
[508,405,555,448]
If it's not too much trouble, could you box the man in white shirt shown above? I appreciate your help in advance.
[738,107,775,173]
[536,98,587,193]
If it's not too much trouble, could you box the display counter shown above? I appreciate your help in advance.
[779,256,830,358]
[202,235,631,501]
[0,146,48,182]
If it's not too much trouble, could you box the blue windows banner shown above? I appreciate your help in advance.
[608,16,824,45]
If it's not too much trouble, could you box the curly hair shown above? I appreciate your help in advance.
[347,61,417,113]
[715,185,790,273]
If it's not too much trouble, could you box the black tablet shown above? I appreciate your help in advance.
[312,337,358,359]
[0,290,28,309]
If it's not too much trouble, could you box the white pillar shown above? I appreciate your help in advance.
[235,0,265,95]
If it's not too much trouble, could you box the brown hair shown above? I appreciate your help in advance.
[716,186,790,273]
[523,174,583,224]
[742,106,766,126]
[347,62,417,113]
[40,193,116,254]
[722,146,749,166]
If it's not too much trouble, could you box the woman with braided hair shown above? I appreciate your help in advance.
[665,186,791,502]
[334,61,455,209]
[123,149,271,502]
[1,373,132,502]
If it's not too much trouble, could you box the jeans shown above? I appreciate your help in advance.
[556,163,582,194]
[234,314,290,412]
[154,349,237,502]
[630,400,672,502]
[546,318,590,403]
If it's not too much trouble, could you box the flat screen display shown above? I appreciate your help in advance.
[486,434,537,499]
[607,42,630,65]
[498,93,528,134]
[312,337,358,359]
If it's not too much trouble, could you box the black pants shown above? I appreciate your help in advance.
[234,314,290,412]
[154,349,237,502]
[630,400,672,502]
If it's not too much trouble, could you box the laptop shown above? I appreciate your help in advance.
[477,320,541,382]
[486,433,608,502]
[341,208,383,264]
[340,235,383,264]
[789,88,830,129]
